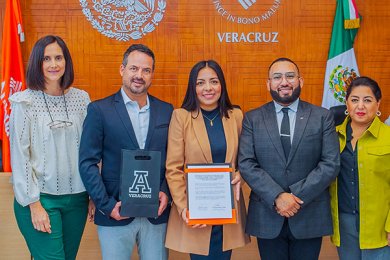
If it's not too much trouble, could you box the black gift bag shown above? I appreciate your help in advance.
[119,149,161,218]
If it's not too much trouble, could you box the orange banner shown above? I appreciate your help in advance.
[0,0,25,172]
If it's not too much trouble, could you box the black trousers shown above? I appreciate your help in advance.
[257,219,322,260]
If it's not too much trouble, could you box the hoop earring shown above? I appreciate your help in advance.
[376,111,382,116]
[344,110,349,115]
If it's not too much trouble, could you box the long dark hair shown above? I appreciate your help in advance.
[181,60,233,118]
[26,35,74,90]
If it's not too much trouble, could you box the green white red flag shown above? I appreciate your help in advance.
[1,0,25,172]
[322,0,360,109]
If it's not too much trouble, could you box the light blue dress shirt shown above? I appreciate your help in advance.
[121,88,150,149]
[273,98,299,143]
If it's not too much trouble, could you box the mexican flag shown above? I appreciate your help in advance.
[322,0,360,109]
[1,0,25,172]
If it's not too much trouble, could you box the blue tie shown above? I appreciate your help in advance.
[281,108,291,159]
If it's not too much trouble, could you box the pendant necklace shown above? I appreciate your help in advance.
[202,111,219,126]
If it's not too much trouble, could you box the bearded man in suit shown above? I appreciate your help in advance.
[238,57,340,260]
[79,44,173,260]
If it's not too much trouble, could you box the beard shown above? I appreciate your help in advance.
[124,78,150,95]
[270,85,301,105]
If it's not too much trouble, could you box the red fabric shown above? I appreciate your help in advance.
[1,0,25,172]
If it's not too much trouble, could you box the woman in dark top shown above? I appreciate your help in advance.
[165,60,250,259]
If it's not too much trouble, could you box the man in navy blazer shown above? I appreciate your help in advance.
[238,58,340,260]
[79,44,173,260]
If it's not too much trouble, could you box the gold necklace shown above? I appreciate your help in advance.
[202,111,219,126]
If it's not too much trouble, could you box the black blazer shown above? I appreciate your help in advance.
[79,90,173,226]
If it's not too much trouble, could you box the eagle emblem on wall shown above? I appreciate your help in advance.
[80,0,167,41]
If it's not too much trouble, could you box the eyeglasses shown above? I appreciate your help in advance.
[47,120,73,129]
[270,72,299,84]
[42,91,73,130]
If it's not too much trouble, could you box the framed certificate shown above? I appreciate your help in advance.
[185,163,237,225]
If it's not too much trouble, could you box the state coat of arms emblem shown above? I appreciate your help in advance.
[80,0,167,41]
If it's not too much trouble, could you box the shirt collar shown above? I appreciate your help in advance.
[365,116,381,138]
[273,98,300,113]
[338,116,382,139]
[121,87,150,111]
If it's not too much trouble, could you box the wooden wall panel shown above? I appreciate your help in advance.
[0,0,389,118]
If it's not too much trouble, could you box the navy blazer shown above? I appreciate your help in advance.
[238,100,340,239]
[79,90,173,226]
